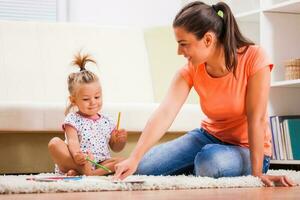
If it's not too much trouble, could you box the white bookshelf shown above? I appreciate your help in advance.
[271,79,300,87]
[231,0,300,165]
[226,0,261,15]
[261,0,300,13]
[271,160,300,165]
[236,11,260,45]
[235,10,261,20]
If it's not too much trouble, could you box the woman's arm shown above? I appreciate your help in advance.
[114,71,191,179]
[246,66,270,177]
[246,66,294,186]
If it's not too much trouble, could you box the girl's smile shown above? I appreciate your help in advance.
[70,81,102,117]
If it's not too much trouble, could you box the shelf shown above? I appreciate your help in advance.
[263,0,300,13]
[235,9,260,44]
[271,79,300,87]
[270,159,300,164]
[235,9,260,22]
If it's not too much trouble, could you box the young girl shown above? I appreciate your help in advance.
[48,52,127,176]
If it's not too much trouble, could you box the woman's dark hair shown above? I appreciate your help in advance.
[173,1,254,75]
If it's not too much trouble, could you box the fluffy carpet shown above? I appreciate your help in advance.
[0,170,299,194]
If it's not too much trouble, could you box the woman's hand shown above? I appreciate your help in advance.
[259,174,296,187]
[113,157,139,180]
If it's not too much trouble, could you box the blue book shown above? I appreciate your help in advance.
[286,119,300,160]
[26,176,82,182]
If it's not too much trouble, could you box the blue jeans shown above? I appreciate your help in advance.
[135,128,270,178]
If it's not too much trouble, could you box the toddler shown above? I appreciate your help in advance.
[48,52,127,176]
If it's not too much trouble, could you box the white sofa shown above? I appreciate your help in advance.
[0,20,204,133]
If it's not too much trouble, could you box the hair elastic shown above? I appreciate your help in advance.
[217,10,224,18]
[80,68,86,72]
[212,5,224,18]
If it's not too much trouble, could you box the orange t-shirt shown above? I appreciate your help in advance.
[180,45,273,156]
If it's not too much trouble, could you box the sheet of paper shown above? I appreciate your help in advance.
[112,180,145,184]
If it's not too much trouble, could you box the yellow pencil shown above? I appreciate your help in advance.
[116,112,121,130]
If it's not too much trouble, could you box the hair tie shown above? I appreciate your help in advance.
[80,68,86,72]
[217,10,224,18]
[212,5,223,18]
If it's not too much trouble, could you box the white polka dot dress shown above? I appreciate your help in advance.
[63,112,116,163]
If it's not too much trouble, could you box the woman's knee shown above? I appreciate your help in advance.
[194,144,243,178]
[135,152,165,175]
[135,159,156,175]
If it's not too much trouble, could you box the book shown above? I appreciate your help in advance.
[283,120,293,159]
[26,176,82,182]
[26,176,145,184]
[286,119,300,160]
[270,116,278,159]
[270,115,300,160]
[112,180,145,184]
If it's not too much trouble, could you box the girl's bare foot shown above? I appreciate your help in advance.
[66,169,78,176]
[81,160,93,175]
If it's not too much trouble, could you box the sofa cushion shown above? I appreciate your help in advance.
[0,102,203,132]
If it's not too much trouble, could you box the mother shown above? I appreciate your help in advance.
[114,1,294,187]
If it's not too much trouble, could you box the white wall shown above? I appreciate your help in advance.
[62,0,181,28]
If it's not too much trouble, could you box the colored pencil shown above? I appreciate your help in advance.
[116,112,121,130]
[86,157,112,173]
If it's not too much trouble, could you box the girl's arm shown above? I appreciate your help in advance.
[65,125,86,165]
[246,66,294,186]
[114,71,191,179]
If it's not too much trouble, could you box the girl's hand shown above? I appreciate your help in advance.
[259,174,296,187]
[86,150,95,160]
[74,150,95,165]
[110,129,127,152]
[73,151,86,165]
[112,129,127,144]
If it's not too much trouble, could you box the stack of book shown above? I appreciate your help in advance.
[270,115,300,160]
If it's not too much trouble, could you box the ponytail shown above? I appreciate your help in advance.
[212,2,254,75]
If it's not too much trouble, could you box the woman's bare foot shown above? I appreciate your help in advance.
[66,169,78,176]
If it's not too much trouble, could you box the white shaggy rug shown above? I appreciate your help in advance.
[0,170,299,194]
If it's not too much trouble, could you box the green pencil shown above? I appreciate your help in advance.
[86,157,112,173]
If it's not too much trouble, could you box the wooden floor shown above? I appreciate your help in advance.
[1,187,300,200]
